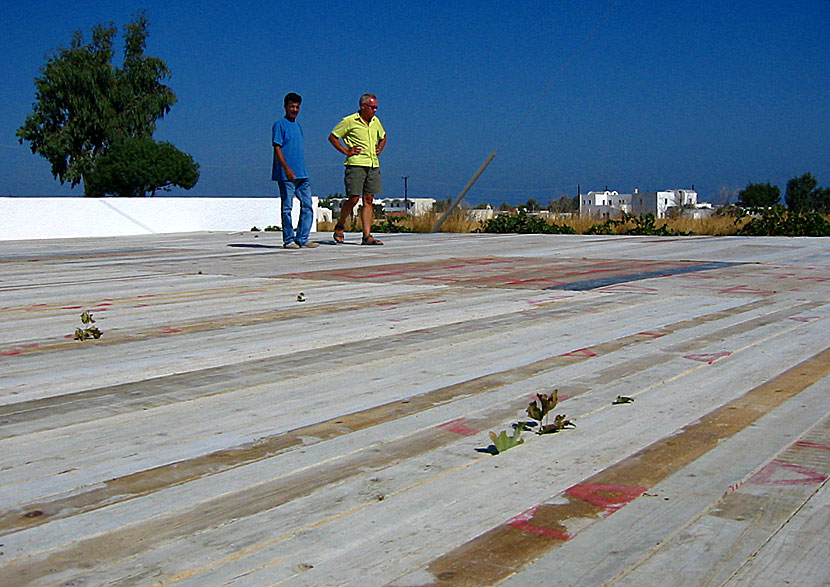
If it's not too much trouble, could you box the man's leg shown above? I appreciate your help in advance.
[279,181,296,246]
[337,195,360,227]
[295,179,313,246]
[361,194,375,238]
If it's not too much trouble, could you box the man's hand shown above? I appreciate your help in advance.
[284,167,295,181]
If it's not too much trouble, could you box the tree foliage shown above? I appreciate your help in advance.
[84,137,199,197]
[16,12,195,196]
[737,182,780,208]
[786,173,830,214]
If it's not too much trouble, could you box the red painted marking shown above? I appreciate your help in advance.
[437,418,479,436]
[507,506,571,540]
[788,316,819,322]
[61,306,84,310]
[684,351,731,364]
[599,284,658,292]
[566,483,648,516]
[562,348,597,358]
[749,460,828,486]
[20,343,39,349]
[794,440,830,451]
[0,350,22,356]
[638,331,666,338]
[64,334,74,339]
[160,326,182,334]
[718,285,776,295]
[427,300,447,304]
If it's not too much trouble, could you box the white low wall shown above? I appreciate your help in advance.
[0,197,317,241]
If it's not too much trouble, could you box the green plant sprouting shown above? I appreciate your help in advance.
[613,395,634,404]
[489,428,524,454]
[525,390,576,434]
[74,311,103,341]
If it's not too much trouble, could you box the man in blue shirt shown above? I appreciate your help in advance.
[273,92,318,248]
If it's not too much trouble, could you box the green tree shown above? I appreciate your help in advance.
[737,182,780,208]
[16,12,192,196]
[549,195,578,213]
[84,137,199,197]
[786,173,830,213]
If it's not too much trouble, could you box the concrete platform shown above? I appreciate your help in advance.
[1,231,828,586]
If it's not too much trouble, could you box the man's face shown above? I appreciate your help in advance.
[359,97,378,121]
[284,101,301,121]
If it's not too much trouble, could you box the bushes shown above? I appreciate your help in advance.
[478,211,575,234]
[738,206,830,236]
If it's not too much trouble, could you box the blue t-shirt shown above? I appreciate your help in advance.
[272,117,308,181]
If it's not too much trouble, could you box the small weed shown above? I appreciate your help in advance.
[74,311,103,341]
[527,390,575,434]
[613,395,634,404]
[264,225,281,232]
[297,292,306,302]
[488,428,524,454]
[250,226,260,232]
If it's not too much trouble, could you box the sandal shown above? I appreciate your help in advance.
[361,235,384,246]
[333,224,345,244]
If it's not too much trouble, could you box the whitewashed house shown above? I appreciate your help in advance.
[581,188,710,219]
[382,197,436,215]
[580,190,633,218]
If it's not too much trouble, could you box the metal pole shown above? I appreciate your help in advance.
[402,175,408,213]
[431,152,496,232]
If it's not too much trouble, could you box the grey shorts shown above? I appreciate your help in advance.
[344,165,382,196]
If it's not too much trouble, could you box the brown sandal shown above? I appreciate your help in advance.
[361,235,384,246]
[333,224,345,244]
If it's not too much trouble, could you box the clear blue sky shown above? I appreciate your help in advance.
[2,0,828,206]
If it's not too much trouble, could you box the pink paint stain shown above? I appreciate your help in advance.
[436,418,479,436]
[749,460,828,486]
[794,440,830,451]
[788,316,819,322]
[562,348,597,358]
[159,326,182,334]
[638,331,666,338]
[566,483,648,516]
[507,506,571,540]
[683,351,731,364]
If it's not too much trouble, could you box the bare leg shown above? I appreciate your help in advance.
[360,194,375,237]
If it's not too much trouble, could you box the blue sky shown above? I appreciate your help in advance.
[1,0,828,206]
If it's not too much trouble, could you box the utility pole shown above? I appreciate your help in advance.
[402,175,409,213]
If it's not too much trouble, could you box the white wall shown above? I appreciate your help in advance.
[0,197,317,241]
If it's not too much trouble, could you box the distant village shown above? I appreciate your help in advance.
[317,187,714,223]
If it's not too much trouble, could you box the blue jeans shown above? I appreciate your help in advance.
[278,178,313,245]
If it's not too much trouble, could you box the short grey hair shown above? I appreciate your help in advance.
[359,93,377,105]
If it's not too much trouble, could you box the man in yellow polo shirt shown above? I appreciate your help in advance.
[328,93,387,245]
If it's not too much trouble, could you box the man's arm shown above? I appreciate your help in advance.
[376,135,387,156]
[328,133,362,157]
[273,144,295,181]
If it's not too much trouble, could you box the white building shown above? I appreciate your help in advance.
[581,188,710,219]
[328,197,435,216]
[580,190,633,218]
[382,197,435,215]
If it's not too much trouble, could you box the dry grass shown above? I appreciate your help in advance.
[317,211,482,234]
[317,211,754,236]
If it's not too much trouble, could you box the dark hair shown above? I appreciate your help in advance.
[284,92,302,106]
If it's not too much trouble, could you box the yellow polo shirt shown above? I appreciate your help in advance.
[331,113,386,168]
